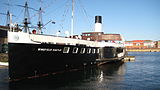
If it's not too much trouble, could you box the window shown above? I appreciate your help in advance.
[87,48,91,54]
[92,49,96,54]
[63,47,70,53]
[136,43,140,46]
[80,48,85,54]
[87,34,91,36]
[73,47,78,53]
[97,48,100,53]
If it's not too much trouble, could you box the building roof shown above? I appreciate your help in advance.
[101,34,122,41]
[0,25,10,31]
[82,32,104,34]
[132,40,153,42]
[125,40,153,43]
[82,32,122,41]
[0,25,22,31]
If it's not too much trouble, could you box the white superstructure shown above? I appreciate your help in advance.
[8,31,125,48]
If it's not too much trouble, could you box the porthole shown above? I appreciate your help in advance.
[97,48,100,53]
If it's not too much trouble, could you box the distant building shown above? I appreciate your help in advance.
[155,41,160,48]
[125,40,155,49]
[0,26,8,43]
[0,25,8,53]
[158,41,160,48]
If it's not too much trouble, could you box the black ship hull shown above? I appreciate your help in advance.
[9,42,125,81]
[9,43,98,80]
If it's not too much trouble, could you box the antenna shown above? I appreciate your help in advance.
[71,0,74,38]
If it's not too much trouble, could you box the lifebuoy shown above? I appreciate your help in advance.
[32,30,36,34]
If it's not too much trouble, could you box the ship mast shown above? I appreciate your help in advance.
[6,0,11,27]
[23,2,30,33]
[71,0,74,38]
[37,7,43,34]
[6,11,11,27]
[0,11,12,27]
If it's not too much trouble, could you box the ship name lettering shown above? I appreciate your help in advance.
[52,49,62,51]
[38,48,62,52]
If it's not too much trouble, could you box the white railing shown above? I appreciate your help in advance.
[29,34,99,47]
[8,31,125,48]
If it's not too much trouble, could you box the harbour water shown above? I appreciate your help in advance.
[0,52,160,90]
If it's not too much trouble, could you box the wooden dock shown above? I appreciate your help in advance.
[0,65,8,69]
[0,62,8,66]
[122,56,135,62]
[0,53,8,62]
[96,56,136,65]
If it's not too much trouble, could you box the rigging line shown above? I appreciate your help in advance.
[78,0,94,31]
[42,0,57,10]
[59,0,71,30]
[14,8,24,23]
[39,0,43,8]
[25,0,29,2]
[7,0,10,11]
[30,0,57,19]
[43,0,69,18]
[3,18,6,26]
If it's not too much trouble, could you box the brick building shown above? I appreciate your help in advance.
[125,40,155,49]
[155,41,160,48]
[0,26,8,43]
[0,25,8,53]
[82,32,122,41]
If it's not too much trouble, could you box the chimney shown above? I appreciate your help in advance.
[95,16,102,32]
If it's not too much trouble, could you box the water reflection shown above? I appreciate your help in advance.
[9,62,126,90]
[0,68,9,90]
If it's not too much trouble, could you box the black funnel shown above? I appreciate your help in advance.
[95,16,102,23]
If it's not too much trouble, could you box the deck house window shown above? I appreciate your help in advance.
[73,47,78,53]
[87,48,91,54]
[63,47,70,53]
[97,48,100,53]
[80,48,85,54]
[92,49,96,54]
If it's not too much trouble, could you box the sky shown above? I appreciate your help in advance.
[0,0,160,41]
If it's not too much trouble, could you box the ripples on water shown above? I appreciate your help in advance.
[125,52,160,89]
[0,52,160,90]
